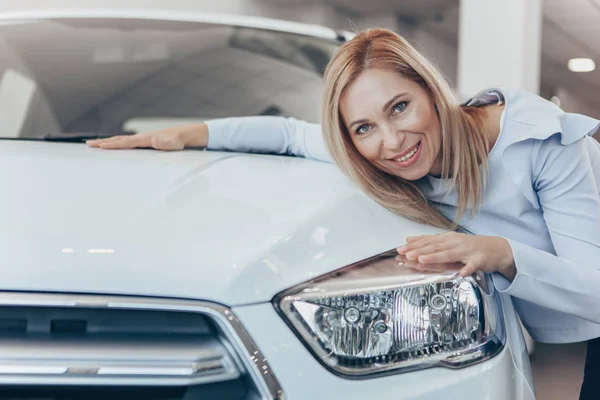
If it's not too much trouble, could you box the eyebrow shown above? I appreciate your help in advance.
[347,92,409,130]
[382,92,408,112]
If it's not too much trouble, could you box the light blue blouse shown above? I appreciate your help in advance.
[206,87,600,344]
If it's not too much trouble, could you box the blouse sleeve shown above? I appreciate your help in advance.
[493,135,600,323]
[204,116,331,163]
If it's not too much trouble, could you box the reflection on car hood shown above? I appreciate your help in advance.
[0,141,441,306]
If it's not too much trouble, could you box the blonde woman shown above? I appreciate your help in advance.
[88,29,600,398]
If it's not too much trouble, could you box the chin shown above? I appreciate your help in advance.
[394,169,428,182]
[373,163,427,181]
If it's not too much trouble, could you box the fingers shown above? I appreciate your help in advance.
[98,137,143,149]
[90,134,156,149]
[403,244,445,261]
[396,255,462,273]
[87,135,144,149]
[416,249,463,264]
[398,233,487,278]
[86,136,122,148]
[459,263,478,277]
[399,234,445,254]
[397,232,463,260]
[87,133,184,151]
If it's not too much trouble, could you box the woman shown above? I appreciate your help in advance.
[88,28,600,398]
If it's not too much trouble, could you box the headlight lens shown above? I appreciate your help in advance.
[273,249,505,378]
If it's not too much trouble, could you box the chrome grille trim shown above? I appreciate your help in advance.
[0,292,284,400]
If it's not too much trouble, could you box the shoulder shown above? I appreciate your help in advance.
[532,133,600,190]
[481,86,600,150]
[492,87,599,144]
[483,87,600,208]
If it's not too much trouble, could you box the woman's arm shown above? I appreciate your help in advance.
[87,115,330,162]
[492,135,600,323]
[396,135,600,323]
[205,116,330,162]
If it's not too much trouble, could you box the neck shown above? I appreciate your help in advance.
[480,104,505,152]
[427,103,503,179]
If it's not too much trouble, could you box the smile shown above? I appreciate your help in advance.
[389,141,422,167]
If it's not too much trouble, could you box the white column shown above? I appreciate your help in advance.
[457,0,542,98]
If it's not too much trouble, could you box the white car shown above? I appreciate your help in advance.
[0,9,535,400]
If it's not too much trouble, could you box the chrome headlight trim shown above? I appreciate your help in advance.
[273,249,506,379]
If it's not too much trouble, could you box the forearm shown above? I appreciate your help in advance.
[177,116,330,162]
[205,116,330,161]
[492,238,600,323]
[175,117,298,152]
[496,237,517,281]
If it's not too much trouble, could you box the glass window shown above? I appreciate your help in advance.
[0,18,341,138]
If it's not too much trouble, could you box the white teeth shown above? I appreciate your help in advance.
[394,143,420,162]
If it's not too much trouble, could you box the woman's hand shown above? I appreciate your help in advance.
[86,123,209,150]
[396,232,517,279]
[395,254,464,275]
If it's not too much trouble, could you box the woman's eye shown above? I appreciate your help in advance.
[392,102,407,114]
[356,124,371,135]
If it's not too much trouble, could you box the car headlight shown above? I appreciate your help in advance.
[273,249,505,378]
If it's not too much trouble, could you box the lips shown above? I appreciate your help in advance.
[389,141,421,162]
[388,141,422,168]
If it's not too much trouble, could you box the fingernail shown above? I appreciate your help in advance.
[396,245,407,253]
[405,251,416,260]
[397,261,405,266]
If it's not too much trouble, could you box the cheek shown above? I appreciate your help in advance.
[408,107,440,146]
[400,106,435,132]
[351,137,380,161]
[427,118,442,149]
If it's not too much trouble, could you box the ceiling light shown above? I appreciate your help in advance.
[568,58,595,72]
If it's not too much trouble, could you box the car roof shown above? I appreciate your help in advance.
[0,8,347,42]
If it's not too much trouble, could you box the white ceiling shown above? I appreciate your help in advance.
[542,0,600,109]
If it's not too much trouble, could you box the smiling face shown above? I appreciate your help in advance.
[340,68,443,180]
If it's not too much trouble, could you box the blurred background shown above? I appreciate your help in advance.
[2,0,599,131]
[0,1,595,399]
[2,0,600,143]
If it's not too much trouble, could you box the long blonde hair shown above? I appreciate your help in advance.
[322,28,489,229]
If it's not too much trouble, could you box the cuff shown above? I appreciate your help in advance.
[205,118,231,150]
[491,238,533,297]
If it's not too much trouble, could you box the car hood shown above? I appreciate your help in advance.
[0,141,441,306]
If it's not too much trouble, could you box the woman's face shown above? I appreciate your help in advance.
[339,68,442,180]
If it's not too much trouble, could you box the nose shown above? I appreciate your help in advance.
[380,123,404,150]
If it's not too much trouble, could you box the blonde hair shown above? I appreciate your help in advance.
[322,28,489,229]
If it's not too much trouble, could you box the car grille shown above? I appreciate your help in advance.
[0,292,283,400]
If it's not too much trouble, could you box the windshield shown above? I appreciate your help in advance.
[0,17,341,139]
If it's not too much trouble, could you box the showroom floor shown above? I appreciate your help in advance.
[532,342,586,400]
